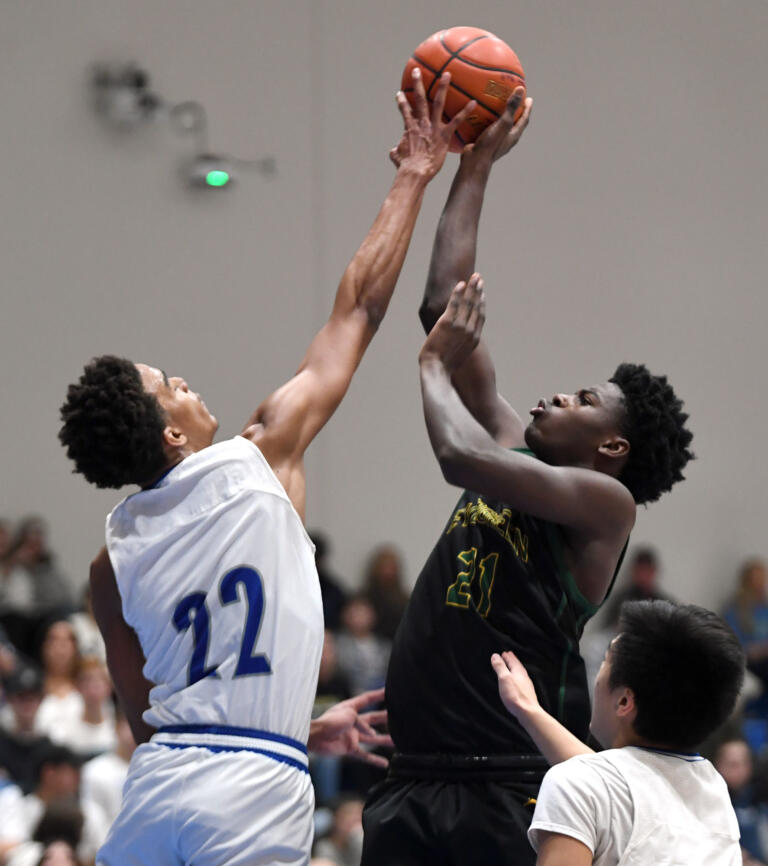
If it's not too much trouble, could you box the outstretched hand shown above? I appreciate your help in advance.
[419,273,486,372]
[491,651,541,721]
[461,87,533,168]
[390,68,477,181]
[308,687,393,769]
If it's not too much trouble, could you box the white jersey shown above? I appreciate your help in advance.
[529,746,741,866]
[105,436,324,760]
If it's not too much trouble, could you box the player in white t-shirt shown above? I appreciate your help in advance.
[491,600,745,866]
[58,71,477,866]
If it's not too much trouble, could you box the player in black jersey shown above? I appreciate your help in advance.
[361,91,694,866]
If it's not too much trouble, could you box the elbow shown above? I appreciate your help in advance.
[436,443,473,488]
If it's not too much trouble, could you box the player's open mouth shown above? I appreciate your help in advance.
[530,399,546,417]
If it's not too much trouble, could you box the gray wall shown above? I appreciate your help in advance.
[1,0,765,610]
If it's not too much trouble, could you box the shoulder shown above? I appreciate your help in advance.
[536,752,633,820]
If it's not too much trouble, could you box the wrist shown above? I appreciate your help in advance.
[457,155,492,183]
[394,163,433,186]
[418,348,447,370]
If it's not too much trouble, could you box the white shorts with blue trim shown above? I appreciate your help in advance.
[96,726,314,866]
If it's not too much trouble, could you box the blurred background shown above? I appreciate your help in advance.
[1,1,767,863]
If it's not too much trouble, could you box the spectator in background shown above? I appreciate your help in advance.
[0,665,53,794]
[80,706,135,830]
[8,519,72,620]
[313,797,365,866]
[0,622,17,680]
[47,659,115,758]
[335,597,390,697]
[6,799,84,866]
[602,546,672,630]
[310,531,349,632]
[311,632,354,806]
[0,520,37,657]
[713,737,768,865]
[35,622,82,744]
[1,520,72,661]
[724,559,768,689]
[35,841,82,866]
[9,743,108,865]
[362,545,409,641]
[67,589,105,665]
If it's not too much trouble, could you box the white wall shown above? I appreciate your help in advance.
[1,0,765,610]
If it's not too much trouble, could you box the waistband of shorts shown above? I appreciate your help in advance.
[151,724,309,773]
[388,752,549,782]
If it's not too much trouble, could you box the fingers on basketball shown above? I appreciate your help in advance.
[409,67,429,121]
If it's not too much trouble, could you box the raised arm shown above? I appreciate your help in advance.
[419,91,532,445]
[242,70,476,519]
[491,650,593,765]
[419,277,634,602]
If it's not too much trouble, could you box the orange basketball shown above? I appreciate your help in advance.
[402,27,526,153]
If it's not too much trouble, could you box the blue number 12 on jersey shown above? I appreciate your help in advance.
[173,565,272,686]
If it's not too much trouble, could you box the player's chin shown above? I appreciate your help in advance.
[523,422,541,451]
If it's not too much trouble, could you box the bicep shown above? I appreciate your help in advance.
[243,309,374,467]
[536,832,594,866]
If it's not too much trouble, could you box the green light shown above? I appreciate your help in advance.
[206,170,230,187]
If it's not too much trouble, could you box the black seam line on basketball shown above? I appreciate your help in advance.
[445,32,525,84]
[450,55,525,81]
[410,51,455,101]
[430,33,488,100]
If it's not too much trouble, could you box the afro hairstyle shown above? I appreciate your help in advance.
[58,355,168,489]
[609,362,694,505]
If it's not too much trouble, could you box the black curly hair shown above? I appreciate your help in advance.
[58,355,168,489]
[609,363,694,505]
[609,600,745,750]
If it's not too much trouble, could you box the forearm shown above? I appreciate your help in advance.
[518,705,594,765]
[420,161,491,330]
[419,355,496,472]
[335,167,430,328]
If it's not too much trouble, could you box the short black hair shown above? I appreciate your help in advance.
[59,355,168,489]
[609,600,745,750]
[609,363,694,505]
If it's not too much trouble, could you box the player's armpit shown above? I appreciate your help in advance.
[535,831,594,866]
[90,548,156,745]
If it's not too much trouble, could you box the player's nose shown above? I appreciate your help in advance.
[552,393,569,408]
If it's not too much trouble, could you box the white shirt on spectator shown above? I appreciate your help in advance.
[35,691,83,741]
[528,746,741,865]
[48,714,116,756]
[81,750,129,827]
[18,793,110,862]
[0,781,26,847]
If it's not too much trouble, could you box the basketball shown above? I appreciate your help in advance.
[402,27,526,152]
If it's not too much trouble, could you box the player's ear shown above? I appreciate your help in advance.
[163,425,188,450]
[614,687,636,721]
[598,436,629,460]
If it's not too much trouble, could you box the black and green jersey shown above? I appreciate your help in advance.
[387,451,618,756]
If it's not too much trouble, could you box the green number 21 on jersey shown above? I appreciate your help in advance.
[445,548,500,618]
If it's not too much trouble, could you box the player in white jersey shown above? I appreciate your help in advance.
[489,597,746,865]
[58,70,477,866]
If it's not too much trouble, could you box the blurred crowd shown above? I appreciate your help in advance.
[0,515,766,866]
